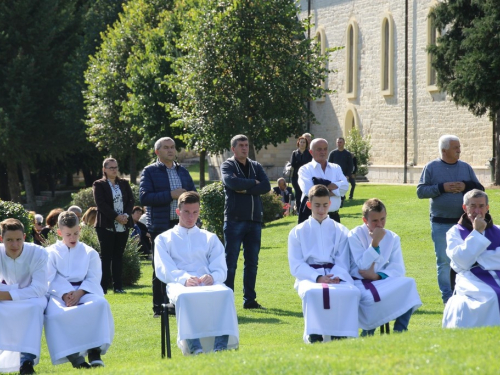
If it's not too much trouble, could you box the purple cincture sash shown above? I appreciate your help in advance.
[70,281,83,286]
[310,263,334,270]
[321,283,330,309]
[1,280,6,284]
[361,280,381,302]
[470,267,500,314]
[457,224,500,250]
[309,264,334,309]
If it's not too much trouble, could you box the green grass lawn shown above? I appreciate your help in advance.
[31,184,500,374]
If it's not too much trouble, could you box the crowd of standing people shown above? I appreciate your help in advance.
[1,132,499,374]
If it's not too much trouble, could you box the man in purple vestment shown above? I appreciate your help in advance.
[443,189,500,328]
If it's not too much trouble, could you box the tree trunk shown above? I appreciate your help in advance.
[66,172,74,187]
[248,137,257,161]
[199,150,206,188]
[6,160,21,203]
[495,110,500,185]
[21,162,36,211]
[129,149,137,184]
[0,163,11,200]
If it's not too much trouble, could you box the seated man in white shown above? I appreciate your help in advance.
[45,211,114,368]
[0,219,48,375]
[348,198,421,335]
[154,191,239,355]
[443,189,500,328]
[288,184,360,343]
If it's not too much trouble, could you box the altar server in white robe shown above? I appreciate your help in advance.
[45,211,114,368]
[0,219,47,375]
[443,189,500,328]
[288,184,360,343]
[348,198,421,335]
[155,191,239,355]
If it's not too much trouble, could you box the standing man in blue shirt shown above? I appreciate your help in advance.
[140,137,196,317]
[221,134,271,309]
[417,135,484,304]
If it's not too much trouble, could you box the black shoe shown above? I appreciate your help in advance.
[243,300,266,310]
[114,288,127,294]
[167,304,176,315]
[88,349,104,367]
[74,362,91,369]
[20,360,35,375]
[307,334,323,344]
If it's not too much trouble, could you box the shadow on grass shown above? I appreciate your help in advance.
[263,220,295,229]
[239,307,303,320]
[237,316,282,324]
[413,308,443,315]
[338,213,363,220]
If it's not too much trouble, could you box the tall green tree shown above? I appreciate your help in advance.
[173,0,334,159]
[0,0,79,208]
[429,0,500,183]
[57,0,125,187]
[85,0,180,183]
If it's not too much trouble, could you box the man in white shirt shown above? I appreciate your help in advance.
[348,199,421,335]
[155,192,239,355]
[288,185,360,343]
[443,189,500,328]
[298,138,348,224]
[0,218,48,375]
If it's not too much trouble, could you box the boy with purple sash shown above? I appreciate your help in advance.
[443,189,500,328]
[348,199,421,335]
[288,185,360,343]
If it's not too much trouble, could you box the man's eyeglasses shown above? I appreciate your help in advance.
[107,167,118,170]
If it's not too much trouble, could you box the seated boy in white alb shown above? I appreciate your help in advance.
[45,211,114,368]
[154,191,239,355]
[348,198,421,335]
[443,189,500,328]
[288,185,360,343]
[0,219,48,375]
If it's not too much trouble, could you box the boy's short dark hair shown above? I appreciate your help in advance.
[132,206,144,214]
[178,191,200,209]
[0,218,25,236]
[362,198,386,219]
[308,185,330,201]
[57,211,79,229]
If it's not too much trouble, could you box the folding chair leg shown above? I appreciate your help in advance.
[161,304,172,359]
[380,322,391,335]
[166,306,171,359]
[161,309,166,358]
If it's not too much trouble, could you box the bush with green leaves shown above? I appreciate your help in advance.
[262,193,286,223]
[71,183,141,212]
[199,181,225,242]
[0,200,33,241]
[346,127,372,176]
[42,224,141,286]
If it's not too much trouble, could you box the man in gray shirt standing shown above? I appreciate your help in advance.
[417,135,484,304]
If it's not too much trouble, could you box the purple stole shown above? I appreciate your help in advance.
[457,224,500,312]
[310,263,334,309]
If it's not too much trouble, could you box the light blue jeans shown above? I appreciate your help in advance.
[186,335,229,353]
[431,221,454,303]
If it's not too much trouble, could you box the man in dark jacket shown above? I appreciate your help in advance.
[140,137,196,317]
[273,178,294,204]
[221,134,271,309]
[328,137,355,204]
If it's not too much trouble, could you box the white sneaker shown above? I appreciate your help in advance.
[192,349,203,355]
